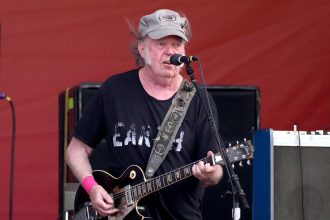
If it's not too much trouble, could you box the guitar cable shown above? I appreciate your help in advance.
[1,93,16,220]
[294,123,305,220]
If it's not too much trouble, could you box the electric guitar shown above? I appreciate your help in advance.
[73,140,254,220]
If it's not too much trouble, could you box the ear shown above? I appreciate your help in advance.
[138,41,145,58]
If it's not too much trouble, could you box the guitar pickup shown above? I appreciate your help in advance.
[124,185,134,206]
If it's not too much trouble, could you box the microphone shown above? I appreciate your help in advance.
[0,92,7,100]
[170,54,198,66]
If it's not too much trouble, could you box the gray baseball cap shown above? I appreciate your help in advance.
[139,9,189,42]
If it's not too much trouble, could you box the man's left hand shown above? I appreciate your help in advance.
[192,151,223,187]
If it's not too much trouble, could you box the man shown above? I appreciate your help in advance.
[66,9,223,220]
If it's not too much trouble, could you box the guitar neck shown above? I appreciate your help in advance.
[120,140,253,203]
[129,156,212,201]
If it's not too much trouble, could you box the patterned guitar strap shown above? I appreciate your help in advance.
[145,79,196,179]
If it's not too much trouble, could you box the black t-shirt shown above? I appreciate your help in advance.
[74,69,219,220]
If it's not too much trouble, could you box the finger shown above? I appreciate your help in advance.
[207,151,214,157]
[192,164,201,177]
[93,202,109,214]
[204,163,214,173]
[97,204,120,217]
[193,162,203,175]
[194,163,207,180]
[109,208,121,216]
[94,196,112,213]
[197,161,207,174]
[101,191,114,205]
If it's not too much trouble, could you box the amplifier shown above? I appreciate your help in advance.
[253,129,330,220]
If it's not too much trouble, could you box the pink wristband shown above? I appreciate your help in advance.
[81,176,97,193]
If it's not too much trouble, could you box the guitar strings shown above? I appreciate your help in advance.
[95,142,250,208]
[111,142,250,201]
[111,156,212,201]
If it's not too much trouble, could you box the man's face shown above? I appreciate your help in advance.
[139,36,186,79]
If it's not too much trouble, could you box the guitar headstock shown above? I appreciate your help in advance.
[214,140,254,165]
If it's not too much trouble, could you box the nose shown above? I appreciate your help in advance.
[164,44,176,56]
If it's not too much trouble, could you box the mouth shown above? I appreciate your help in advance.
[162,61,175,68]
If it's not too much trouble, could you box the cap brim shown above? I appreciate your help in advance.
[147,29,188,42]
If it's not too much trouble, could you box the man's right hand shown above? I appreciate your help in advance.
[88,184,121,217]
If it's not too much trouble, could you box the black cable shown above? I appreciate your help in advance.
[195,59,238,215]
[295,124,305,220]
[1,95,16,220]
[185,59,249,219]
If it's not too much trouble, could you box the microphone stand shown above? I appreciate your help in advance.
[184,62,249,217]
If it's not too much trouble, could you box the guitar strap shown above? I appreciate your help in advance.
[145,79,196,179]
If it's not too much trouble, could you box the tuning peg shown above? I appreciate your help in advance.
[232,164,235,168]
[243,138,247,142]
[247,160,251,166]
[231,142,237,150]
[239,161,243,167]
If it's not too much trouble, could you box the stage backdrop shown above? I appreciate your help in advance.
[0,1,329,219]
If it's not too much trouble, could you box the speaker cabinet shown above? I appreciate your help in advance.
[253,129,330,220]
[274,145,330,220]
[58,83,260,220]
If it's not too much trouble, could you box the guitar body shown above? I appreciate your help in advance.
[74,165,150,220]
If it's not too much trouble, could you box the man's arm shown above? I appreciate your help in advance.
[66,137,94,182]
[66,137,120,216]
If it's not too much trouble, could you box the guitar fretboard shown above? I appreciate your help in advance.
[110,140,252,207]
[130,156,213,201]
